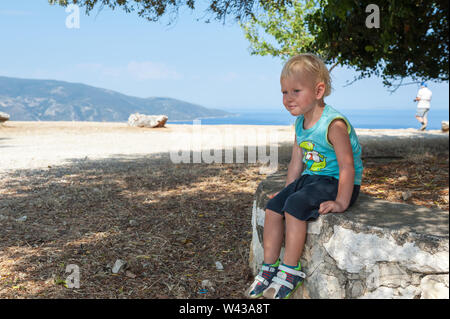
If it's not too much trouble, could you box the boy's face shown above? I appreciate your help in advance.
[280,75,323,117]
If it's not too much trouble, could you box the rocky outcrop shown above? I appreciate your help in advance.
[249,171,449,299]
[127,113,168,128]
[442,121,449,132]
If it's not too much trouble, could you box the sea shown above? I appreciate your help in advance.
[167,108,449,130]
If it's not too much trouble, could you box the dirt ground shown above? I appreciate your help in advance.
[0,122,448,298]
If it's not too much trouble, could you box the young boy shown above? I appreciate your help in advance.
[246,53,363,299]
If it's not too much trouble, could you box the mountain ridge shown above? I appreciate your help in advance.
[0,75,233,122]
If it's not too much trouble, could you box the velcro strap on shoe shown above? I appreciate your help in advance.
[273,276,294,290]
[263,281,282,299]
[261,265,277,273]
[278,265,306,278]
[255,275,269,286]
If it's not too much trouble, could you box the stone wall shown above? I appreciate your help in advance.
[249,172,449,299]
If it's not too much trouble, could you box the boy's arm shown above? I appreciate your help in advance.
[318,119,355,214]
[285,134,304,186]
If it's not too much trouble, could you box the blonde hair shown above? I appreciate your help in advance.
[280,53,332,97]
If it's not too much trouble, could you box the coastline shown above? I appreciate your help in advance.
[166,112,240,122]
[171,108,449,129]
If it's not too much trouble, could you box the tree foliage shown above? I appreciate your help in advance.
[240,0,320,59]
[48,0,292,23]
[241,0,449,86]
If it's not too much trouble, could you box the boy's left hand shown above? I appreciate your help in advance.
[318,200,347,215]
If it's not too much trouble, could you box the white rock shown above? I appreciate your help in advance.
[308,272,345,299]
[401,191,412,201]
[420,275,449,299]
[302,239,327,277]
[201,279,215,292]
[215,261,224,271]
[127,113,168,128]
[360,284,420,299]
[366,264,380,290]
[15,216,27,222]
[254,203,265,227]
[359,286,396,299]
[307,218,323,235]
[366,263,411,289]
[396,285,421,299]
[112,259,127,274]
[129,219,138,226]
[324,226,449,274]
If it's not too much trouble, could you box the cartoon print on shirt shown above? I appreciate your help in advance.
[299,141,327,171]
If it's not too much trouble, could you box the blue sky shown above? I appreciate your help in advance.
[0,0,448,112]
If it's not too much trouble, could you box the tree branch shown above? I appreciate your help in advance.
[387,80,422,94]
[328,61,339,73]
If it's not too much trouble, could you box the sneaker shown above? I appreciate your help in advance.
[420,124,427,131]
[246,259,280,298]
[263,262,306,299]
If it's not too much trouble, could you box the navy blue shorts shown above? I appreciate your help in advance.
[264,174,360,221]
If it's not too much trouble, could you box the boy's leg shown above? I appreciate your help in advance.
[263,209,284,264]
[264,178,361,299]
[246,208,284,298]
[282,212,307,267]
[263,213,307,299]
[248,176,307,298]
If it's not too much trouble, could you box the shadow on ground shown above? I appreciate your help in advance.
[1,140,447,298]
[0,145,292,299]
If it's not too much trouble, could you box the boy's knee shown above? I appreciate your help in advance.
[265,208,283,219]
[284,210,307,223]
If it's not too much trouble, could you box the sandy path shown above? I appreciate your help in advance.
[0,121,447,173]
[0,121,294,173]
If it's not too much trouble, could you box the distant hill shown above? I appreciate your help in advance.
[0,76,233,122]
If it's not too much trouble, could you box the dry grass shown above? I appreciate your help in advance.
[0,153,266,298]
[0,147,448,299]
[361,151,449,211]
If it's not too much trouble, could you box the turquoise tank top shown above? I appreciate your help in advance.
[295,104,363,185]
